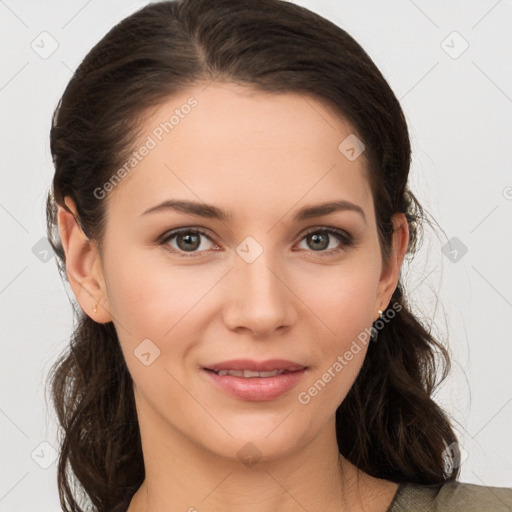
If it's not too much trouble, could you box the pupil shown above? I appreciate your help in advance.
[309,232,328,251]
[178,233,200,251]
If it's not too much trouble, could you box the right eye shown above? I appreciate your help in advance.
[160,228,219,257]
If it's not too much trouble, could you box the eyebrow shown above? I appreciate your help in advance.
[140,199,366,224]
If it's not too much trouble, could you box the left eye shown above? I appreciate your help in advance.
[296,228,352,253]
[161,229,216,255]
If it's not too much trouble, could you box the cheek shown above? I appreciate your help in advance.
[292,256,380,341]
[105,251,228,346]
[290,258,380,403]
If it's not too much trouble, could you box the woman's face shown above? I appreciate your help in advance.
[65,82,406,464]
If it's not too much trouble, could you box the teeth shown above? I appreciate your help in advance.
[215,369,286,378]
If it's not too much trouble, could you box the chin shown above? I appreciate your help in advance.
[200,420,313,465]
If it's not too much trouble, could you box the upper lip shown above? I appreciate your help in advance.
[205,359,307,372]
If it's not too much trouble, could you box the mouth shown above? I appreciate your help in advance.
[202,360,308,401]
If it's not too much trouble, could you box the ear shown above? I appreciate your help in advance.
[57,196,112,323]
[375,213,409,319]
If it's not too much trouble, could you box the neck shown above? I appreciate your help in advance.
[126,419,395,512]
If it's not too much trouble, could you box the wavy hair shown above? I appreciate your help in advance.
[46,0,459,510]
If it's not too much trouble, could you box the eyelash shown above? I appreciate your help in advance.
[159,226,355,258]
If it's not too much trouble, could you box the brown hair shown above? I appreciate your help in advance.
[46,0,459,510]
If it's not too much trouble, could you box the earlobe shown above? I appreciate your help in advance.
[376,213,409,314]
[57,197,112,324]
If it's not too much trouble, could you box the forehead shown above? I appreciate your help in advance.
[105,82,373,224]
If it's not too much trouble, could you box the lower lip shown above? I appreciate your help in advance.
[203,368,307,401]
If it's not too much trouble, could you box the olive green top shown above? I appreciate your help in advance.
[387,481,512,511]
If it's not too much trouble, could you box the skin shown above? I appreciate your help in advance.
[58,82,409,511]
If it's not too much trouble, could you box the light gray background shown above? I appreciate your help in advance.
[1,0,511,510]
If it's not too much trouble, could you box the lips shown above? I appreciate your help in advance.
[202,359,308,401]
[203,368,307,401]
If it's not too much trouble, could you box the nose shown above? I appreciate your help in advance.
[221,244,298,337]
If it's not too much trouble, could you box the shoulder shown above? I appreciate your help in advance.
[387,480,512,512]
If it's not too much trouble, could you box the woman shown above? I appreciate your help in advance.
[46,0,512,510]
